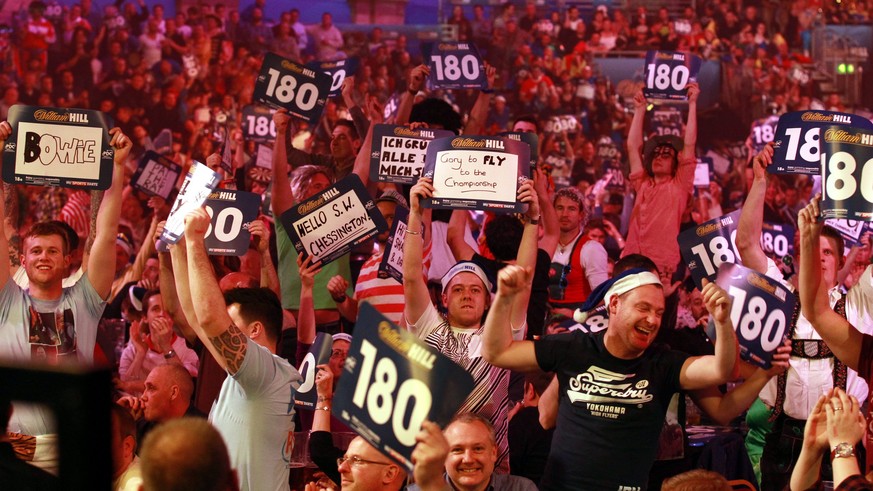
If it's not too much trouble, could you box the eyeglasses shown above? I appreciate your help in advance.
[652,147,676,158]
[331,349,348,359]
[337,455,393,468]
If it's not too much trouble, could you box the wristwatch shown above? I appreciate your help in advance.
[163,349,176,360]
[831,442,855,459]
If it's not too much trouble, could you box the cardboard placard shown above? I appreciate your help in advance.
[202,189,261,256]
[422,42,487,90]
[2,105,114,189]
[253,52,332,123]
[131,150,181,199]
[819,126,873,221]
[369,125,453,185]
[771,111,873,175]
[422,136,530,213]
[377,206,409,283]
[306,57,360,97]
[295,332,334,408]
[280,174,388,266]
[679,210,742,289]
[760,222,795,258]
[748,114,780,153]
[159,161,222,245]
[332,304,474,470]
[643,51,701,101]
[242,105,277,143]
[711,262,795,369]
[693,157,713,188]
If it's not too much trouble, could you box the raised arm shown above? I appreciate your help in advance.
[248,218,280,296]
[296,254,321,346]
[395,65,429,126]
[789,394,830,491]
[403,178,435,327]
[447,210,476,262]
[735,143,772,273]
[626,90,647,177]
[183,207,246,374]
[462,64,495,135]
[534,167,558,257]
[271,109,296,217]
[481,264,539,371]
[798,195,862,370]
[351,97,383,186]
[679,279,738,390]
[87,128,132,299]
[680,82,699,162]
[512,180,540,330]
[691,340,790,425]
[0,121,13,285]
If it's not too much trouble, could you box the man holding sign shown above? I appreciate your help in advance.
[0,120,131,471]
[622,83,699,278]
[482,265,738,491]
[738,146,873,490]
[168,208,302,491]
[403,177,541,473]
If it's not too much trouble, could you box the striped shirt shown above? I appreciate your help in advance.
[355,242,431,326]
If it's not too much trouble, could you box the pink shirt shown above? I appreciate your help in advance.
[622,155,696,273]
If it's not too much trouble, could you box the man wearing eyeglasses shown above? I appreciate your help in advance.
[622,83,700,279]
[333,422,450,491]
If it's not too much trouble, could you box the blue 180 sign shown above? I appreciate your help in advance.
[679,210,742,289]
[820,127,873,221]
[423,42,487,90]
[253,52,332,123]
[771,111,873,175]
[643,50,701,101]
[713,262,795,369]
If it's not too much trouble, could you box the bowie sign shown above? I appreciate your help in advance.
[3,104,114,189]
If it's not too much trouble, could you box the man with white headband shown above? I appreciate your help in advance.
[482,265,738,491]
[403,177,540,473]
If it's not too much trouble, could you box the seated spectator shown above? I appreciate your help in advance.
[110,404,141,491]
[139,417,239,491]
[508,371,555,485]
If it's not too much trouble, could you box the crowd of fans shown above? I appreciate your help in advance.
[1,0,873,490]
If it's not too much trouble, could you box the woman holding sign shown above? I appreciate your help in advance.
[622,82,699,279]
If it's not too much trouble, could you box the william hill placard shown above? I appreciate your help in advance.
[3,104,114,189]
[280,174,388,266]
[370,124,453,184]
[422,135,530,213]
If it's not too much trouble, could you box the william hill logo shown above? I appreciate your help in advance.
[696,222,722,237]
[297,196,325,215]
[452,137,486,149]
[823,129,861,144]
[394,127,418,137]
[801,112,851,124]
[747,272,776,295]
[33,110,70,122]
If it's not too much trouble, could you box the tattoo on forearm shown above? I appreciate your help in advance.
[209,322,247,374]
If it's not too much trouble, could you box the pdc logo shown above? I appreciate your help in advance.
[23,132,98,166]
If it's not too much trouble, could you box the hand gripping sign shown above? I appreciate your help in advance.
[306,57,360,98]
[131,151,181,199]
[643,51,701,101]
[422,42,487,90]
[378,205,409,283]
[709,262,795,369]
[771,111,873,175]
[819,126,873,221]
[159,161,221,246]
[3,104,114,189]
[253,52,332,124]
[202,189,261,256]
[679,210,742,290]
[370,125,454,185]
[280,174,388,267]
[332,304,475,470]
[422,135,530,213]
[294,332,334,409]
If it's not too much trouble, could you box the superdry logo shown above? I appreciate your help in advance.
[567,366,653,405]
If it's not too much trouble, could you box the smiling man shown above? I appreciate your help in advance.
[442,413,536,491]
[482,266,738,491]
